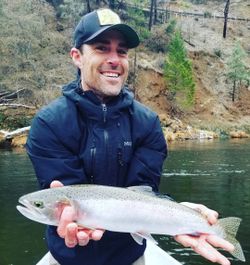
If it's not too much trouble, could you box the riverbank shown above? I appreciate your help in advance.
[1,123,249,149]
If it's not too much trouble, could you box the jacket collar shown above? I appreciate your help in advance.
[62,79,133,121]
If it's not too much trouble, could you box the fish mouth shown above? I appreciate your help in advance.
[16,198,56,226]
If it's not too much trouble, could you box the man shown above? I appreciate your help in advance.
[27,8,234,265]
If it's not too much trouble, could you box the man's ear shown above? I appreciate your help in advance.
[70,48,83,69]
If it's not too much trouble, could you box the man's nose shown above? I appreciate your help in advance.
[106,52,120,67]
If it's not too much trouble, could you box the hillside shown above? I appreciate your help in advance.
[134,0,250,135]
[0,0,250,143]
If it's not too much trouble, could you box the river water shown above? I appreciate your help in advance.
[0,139,249,265]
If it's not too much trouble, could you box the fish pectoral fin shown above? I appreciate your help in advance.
[131,233,144,245]
[70,199,80,209]
[131,232,158,245]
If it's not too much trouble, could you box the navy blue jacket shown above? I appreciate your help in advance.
[26,80,167,265]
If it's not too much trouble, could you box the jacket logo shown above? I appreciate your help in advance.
[124,141,132,147]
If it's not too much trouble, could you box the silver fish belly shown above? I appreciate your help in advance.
[17,184,246,262]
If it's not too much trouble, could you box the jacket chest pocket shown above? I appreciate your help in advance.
[116,140,133,186]
[117,141,133,166]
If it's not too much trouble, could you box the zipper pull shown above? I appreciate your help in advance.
[90,146,96,184]
[102,103,107,123]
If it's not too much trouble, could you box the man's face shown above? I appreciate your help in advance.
[74,30,129,99]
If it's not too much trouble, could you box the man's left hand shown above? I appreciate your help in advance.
[174,202,234,265]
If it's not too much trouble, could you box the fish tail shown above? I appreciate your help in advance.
[217,217,245,262]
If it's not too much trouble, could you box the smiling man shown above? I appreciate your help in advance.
[71,30,129,98]
[27,8,234,265]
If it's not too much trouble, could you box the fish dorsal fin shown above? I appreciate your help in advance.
[127,186,158,198]
[127,185,153,193]
[155,193,174,201]
[127,186,174,201]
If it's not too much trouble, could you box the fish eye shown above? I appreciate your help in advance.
[33,201,44,209]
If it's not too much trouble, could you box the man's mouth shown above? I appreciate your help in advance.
[101,72,120,78]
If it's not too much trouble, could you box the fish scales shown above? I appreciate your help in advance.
[16,184,246,262]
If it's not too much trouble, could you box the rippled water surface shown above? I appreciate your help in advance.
[159,139,250,265]
[0,139,249,265]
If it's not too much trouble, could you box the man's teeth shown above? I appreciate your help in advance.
[102,72,119,78]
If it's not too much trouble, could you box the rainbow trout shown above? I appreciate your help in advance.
[17,185,245,262]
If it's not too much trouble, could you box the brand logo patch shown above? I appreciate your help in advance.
[124,141,132,147]
[97,9,121,26]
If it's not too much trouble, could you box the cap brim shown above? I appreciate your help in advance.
[84,24,140,48]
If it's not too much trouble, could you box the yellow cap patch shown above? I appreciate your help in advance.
[97,9,121,26]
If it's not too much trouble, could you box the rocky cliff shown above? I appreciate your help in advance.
[0,0,249,147]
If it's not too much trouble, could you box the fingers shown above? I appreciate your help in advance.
[50,180,64,188]
[51,181,104,247]
[206,235,234,252]
[57,206,90,248]
[90,229,105,241]
[75,228,104,246]
[174,234,198,248]
[174,234,232,265]
[57,206,76,238]
[191,235,231,265]
[63,227,105,247]
[65,223,78,247]
[57,205,104,247]
[201,206,219,225]
[180,202,219,225]
[77,230,90,246]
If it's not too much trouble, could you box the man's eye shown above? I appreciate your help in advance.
[33,201,44,208]
[118,49,128,55]
[96,46,108,52]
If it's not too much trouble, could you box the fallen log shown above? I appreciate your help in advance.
[0,126,30,140]
[0,103,36,109]
[0,88,27,100]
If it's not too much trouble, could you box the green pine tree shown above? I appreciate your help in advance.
[226,42,249,102]
[164,31,195,106]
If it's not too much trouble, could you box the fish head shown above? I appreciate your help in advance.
[16,188,71,226]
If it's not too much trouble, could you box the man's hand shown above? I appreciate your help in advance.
[50,180,104,248]
[174,202,234,265]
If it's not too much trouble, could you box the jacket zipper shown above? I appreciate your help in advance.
[102,103,109,145]
[102,103,107,123]
[90,146,96,183]
[102,103,109,176]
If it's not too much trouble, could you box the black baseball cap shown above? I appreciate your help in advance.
[73,9,140,49]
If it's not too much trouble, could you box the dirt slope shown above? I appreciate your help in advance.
[134,0,250,133]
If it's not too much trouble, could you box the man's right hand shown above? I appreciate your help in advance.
[50,180,105,248]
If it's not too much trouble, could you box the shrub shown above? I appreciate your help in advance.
[145,20,177,53]
[214,48,222,58]
[144,26,171,53]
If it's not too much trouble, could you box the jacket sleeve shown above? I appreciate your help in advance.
[26,110,87,189]
[126,115,167,192]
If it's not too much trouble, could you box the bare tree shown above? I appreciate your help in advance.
[223,0,230,38]
[148,0,158,30]
[86,0,91,12]
[149,0,154,30]
[154,0,157,25]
